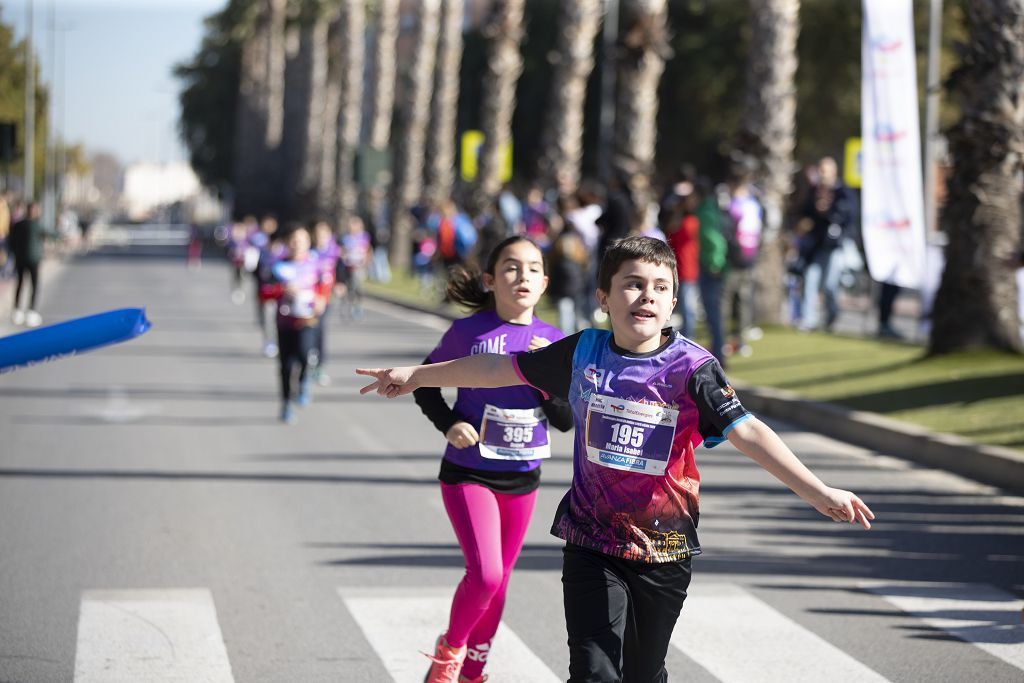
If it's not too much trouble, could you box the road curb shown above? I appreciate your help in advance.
[367,289,1024,495]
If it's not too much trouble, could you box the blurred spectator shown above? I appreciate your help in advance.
[522,185,552,249]
[567,185,604,323]
[597,169,635,259]
[0,191,10,279]
[9,202,54,327]
[665,181,700,338]
[498,184,524,236]
[797,156,859,332]
[696,179,728,364]
[547,196,590,334]
[877,282,902,339]
[340,215,372,320]
[722,171,764,356]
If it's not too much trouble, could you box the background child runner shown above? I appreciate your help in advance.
[411,236,573,683]
[260,225,332,424]
[311,219,340,386]
[356,236,874,681]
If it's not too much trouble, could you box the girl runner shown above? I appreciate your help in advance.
[260,225,332,424]
[412,236,573,683]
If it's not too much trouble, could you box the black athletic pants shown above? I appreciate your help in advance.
[277,323,316,402]
[562,543,692,682]
[14,260,39,310]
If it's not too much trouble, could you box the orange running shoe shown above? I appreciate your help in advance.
[423,634,467,683]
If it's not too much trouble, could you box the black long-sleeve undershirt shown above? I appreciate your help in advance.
[411,356,574,436]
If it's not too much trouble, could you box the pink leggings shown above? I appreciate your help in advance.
[440,482,537,679]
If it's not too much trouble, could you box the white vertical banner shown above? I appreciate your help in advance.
[861,0,927,288]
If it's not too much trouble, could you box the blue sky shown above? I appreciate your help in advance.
[6,0,224,165]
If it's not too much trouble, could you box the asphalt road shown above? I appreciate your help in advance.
[0,236,1022,682]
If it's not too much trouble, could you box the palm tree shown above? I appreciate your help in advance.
[425,0,465,207]
[537,0,602,197]
[388,0,441,269]
[734,0,800,325]
[318,12,342,218]
[367,0,400,152]
[234,0,288,217]
[281,0,332,221]
[361,0,400,246]
[335,0,365,225]
[472,0,526,215]
[613,0,669,227]
[931,0,1024,354]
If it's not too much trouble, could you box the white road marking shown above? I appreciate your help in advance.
[865,582,1024,672]
[74,588,234,683]
[671,583,889,682]
[338,586,560,682]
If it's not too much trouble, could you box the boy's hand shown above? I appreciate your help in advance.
[445,421,480,449]
[355,367,418,398]
[813,488,875,529]
[529,335,552,351]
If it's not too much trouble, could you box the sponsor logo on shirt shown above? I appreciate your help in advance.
[716,398,742,416]
[584,364,605,387]
[722,385,736,399]
[599,451,648,470]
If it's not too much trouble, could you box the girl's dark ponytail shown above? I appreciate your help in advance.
[446,264,493,312]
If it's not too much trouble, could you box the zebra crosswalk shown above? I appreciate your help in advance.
[73,588,234,683]
[67,582,1024,682]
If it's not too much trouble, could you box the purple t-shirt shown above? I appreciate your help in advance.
[513,328,751,562]
[427,309,565,472]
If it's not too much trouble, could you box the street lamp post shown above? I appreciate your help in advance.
[24,0,35,200]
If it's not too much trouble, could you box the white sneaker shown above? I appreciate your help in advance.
[231,289,246,305]
[11,309,25,325]
[25,310,42,328]
[262,341,279,358]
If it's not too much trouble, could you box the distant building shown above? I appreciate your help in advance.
[122,161,202,221]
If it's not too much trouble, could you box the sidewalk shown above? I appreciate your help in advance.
[364,288,1024,496]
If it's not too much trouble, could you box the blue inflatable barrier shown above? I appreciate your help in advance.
[0,308,151,374]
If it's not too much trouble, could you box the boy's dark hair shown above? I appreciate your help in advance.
[447,235,544,312]
[598,235,678,296]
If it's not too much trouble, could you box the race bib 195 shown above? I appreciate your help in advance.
[584,394,678,475]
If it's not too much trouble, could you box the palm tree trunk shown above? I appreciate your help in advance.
[471,0,525,215]
[362,0,400,248]
[931,0,1024,354]
[425,0,465,207]
[538,0,602,197]
[335,0,365,226]
[613,0,669,227]
[234,0,288,217]
[282,7,330,221]
[368,0,400,151]
[735,0,800,325]
[388,0,441,269]
[318,13,342,219]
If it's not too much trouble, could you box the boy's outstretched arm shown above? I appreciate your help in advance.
[727,417,875,529]
[356,353,523,398]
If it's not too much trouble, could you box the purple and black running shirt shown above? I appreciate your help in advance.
[419,309,566,476]
[513,328,751,563]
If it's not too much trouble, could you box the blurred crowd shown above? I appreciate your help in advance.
[348,154,891,367]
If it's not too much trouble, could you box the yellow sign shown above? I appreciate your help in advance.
[460,130,513,183]
[844,137,862,189]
